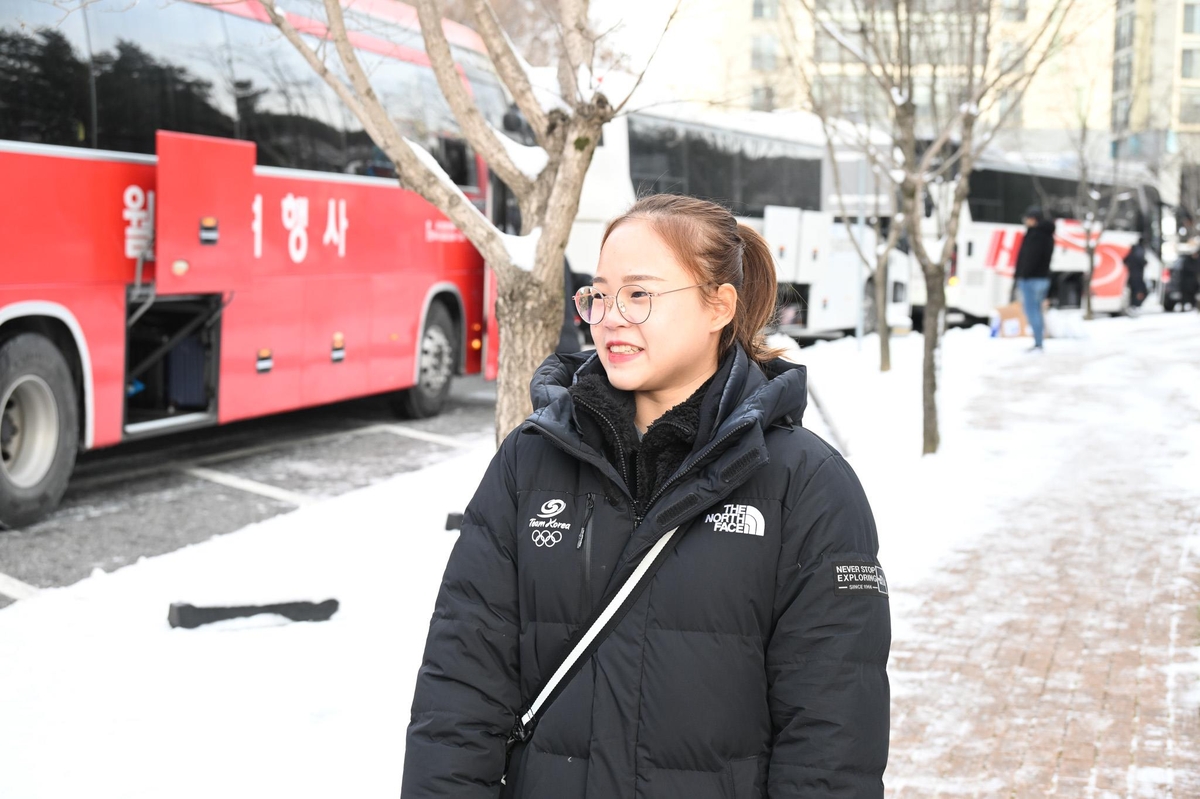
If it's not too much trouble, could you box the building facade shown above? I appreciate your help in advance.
[1113,0,1198,214]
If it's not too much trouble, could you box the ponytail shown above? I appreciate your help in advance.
[601,195,785,366]
[730,223,784,364]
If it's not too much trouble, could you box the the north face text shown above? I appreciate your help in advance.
[705,504,765,536]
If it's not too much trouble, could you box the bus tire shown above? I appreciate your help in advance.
[392,303,456,419]
[0,333,79,529]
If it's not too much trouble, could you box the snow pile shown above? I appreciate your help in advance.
[489,122,548,179]
[0,446,495,799]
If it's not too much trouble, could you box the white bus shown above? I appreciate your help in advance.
[568,105,912,339]
[910,159,1165,325]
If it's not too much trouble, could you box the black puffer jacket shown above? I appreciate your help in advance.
[402,346,891,799]
[1014,217,1057,279]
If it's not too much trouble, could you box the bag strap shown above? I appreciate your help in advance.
[507,525,683,746]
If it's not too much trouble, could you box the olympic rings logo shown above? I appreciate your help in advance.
[532,528,563,547]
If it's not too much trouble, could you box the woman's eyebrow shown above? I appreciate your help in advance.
[592,275,663,284]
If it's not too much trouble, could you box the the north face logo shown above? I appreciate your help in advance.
[705,504,765,536]
[529,499,572,547]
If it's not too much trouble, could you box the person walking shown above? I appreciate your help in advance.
[1124,236,1148,311]
[402,195,891,799]
[1014,206,1056,351]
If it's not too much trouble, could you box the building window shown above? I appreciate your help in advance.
[1186,4,1199,33]
[753,0,779,19]
[1112,97,1131,132]
[1185,49,1200,79]
[751,86,775,111]
[1113,53,1133,94]
[1115,13,1135,51]
[751,34,778,71]
[1181,88,1200,124]
[1001,0,1027,22]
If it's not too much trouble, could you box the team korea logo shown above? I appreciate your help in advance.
[529,499,572,547]
[705,504,765,536]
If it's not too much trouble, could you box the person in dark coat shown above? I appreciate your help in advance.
[402,194,891,799]
[1124,237,1148,309]
[1013,206,1056,351]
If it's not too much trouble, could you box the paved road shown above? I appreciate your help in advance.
[0,376,497,608]
[886,317,1200,797]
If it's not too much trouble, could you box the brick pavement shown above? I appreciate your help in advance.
[884,334,1200,797]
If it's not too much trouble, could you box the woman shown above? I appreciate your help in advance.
[402,195,890,799]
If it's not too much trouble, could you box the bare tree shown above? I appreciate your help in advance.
[1065,80,1128,320]
[778,14,902,373]
[259,0,673,441]
[785,0,1076,453]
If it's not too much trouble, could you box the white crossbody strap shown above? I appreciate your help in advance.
[517,526,680,731]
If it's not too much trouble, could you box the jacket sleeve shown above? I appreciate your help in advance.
[402,436,522,799]
[766,454,891,798]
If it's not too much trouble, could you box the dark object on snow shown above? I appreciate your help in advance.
[1015,214,1057,279]
[445,512,464,531]
[168,599,339,629]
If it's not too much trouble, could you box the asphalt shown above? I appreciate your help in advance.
[0,376,497,599]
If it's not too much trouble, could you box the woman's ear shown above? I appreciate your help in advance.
[709,283,739,331]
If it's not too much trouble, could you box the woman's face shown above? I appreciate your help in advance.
[591,220,732,395]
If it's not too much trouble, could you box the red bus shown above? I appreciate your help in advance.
[0,0,506,527]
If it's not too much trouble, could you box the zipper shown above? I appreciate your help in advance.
[577,493,595,606]
[637,420,755,525]
[571,397,631,490]
[577,493,594,549]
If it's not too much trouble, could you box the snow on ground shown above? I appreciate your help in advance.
[1,311,1198,798]
[0,446,495,799]
[795,312,1200,638]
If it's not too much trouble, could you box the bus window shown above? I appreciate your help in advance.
[688,136,738,206]
[83,0,238,154]
[740,153,822,216]
[220,11,351,173]
[464,67,508,129]
[629,118,687,196]
[0,1,92,148]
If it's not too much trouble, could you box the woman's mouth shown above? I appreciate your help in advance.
[606,342,643,362]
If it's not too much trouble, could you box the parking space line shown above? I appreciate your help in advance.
[374,425,473,449]
[0,572,40,601]
[182,467,317,507]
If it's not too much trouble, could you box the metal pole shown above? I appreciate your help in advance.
[855,155,866,349]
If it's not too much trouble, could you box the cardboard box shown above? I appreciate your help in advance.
[990,301,1031,338]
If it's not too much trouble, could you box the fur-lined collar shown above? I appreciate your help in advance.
[568,354,730,520]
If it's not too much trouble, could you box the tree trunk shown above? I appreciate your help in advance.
[920,266,943,455]
[1084,246,1095,320]
[875,253,891,372]
[493,275,563,446]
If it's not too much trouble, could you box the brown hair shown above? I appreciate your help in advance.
[601,194,783,364]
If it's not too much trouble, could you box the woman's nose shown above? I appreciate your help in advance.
[601,296,629,328]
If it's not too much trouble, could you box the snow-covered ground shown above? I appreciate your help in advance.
[1,311,1198,797]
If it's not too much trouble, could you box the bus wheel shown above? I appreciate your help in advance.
[392,304,456,419]
[0,334,79,529]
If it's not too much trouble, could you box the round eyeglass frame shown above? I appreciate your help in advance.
[574,283,711,325]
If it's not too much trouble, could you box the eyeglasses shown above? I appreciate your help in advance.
[574,283,710,325]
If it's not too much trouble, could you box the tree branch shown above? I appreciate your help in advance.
[466,0,551,146]
[413,0,537,192]
[612,0,683,114]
